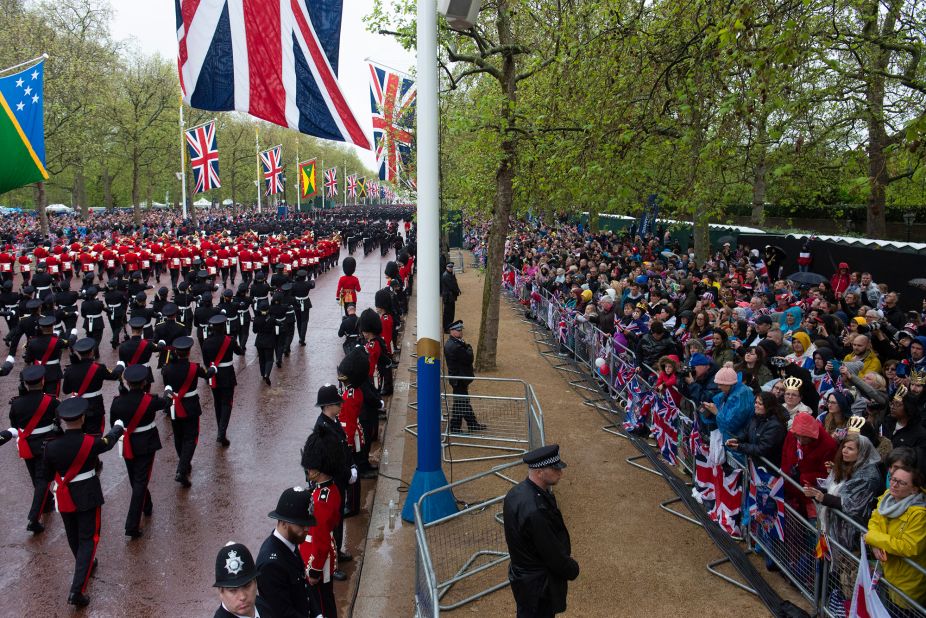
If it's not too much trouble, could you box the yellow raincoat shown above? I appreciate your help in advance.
[865,489,926,607]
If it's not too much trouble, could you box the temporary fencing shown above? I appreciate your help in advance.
[504,267,926,617]
[406,375,545,463]
[414,461,523,617]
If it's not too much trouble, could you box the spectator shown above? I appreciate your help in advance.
[638,320,676,370]
[780,412,838,519]
[710,330,736,367]
[785,331,815,371]
[865,464,926,609]
[830,263,851,298]
[782,377,813,424]
[735,346,774,394]
[681,353,719,407]
[654,355,681,404]
[701,366,754,441]
[726,391,788,466]
[882,388,926,475]
[818,390,855,442]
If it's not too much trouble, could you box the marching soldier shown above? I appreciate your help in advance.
[42,397,124,607]
[234,283,252,351]
[151,286,170,315]
[217,289,241,342]
[443,320,485,432]
[129,292,157,340]
[8,297,42,354]
[174,281,195,336]
[0,279,21,332]
[103,276,129,349]
[0,365,58,533]
[24,315,76,396]
[252,301,277,386]
[194,292,219,349]
[55,280,80,335]
[154,303,185,368]
[280,282,297,355]
[61,338,125,436]
[268,292,289,368]
[80,286,106,349]
[161,336,215,487]
[118,316,158,381]
[292,270,314,346]
[201,314,243,447]
[109,364,169,538]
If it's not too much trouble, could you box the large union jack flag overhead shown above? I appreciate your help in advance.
[176,0,370,149]
[185,120,221,193]
[260,146,284,196]
[369,63,415,182]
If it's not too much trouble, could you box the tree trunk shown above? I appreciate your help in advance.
[474,0,517,373]
[132,148,141,227]
[230,168,237,211]
[35,182,48,237]
[102,165,113,209]
[865,71,888,238]
[589,202,600,233]
[750,113,768,225]
[76,167,88,219]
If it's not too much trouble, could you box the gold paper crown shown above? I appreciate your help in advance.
[783,376,803,391]
[894,384,908,402]
[911,370,926,386]
[847,416,866,434]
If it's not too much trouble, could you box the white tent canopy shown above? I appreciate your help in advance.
[192,198,212,208]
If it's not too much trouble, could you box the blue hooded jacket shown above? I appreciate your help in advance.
[704,381,755,441]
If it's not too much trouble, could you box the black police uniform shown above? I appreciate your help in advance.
[43,412,123,603]
[443,330,481,431]
[108,383,169,534]
[201,325,243,445]
[7,385,58,525]
[440,266,460,332]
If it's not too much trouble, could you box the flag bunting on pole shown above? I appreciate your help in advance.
[368,62,415,182]
[324,167,337,197]
[346,174,358,199]
[260,145,284,196]
[0,57,48,193]
[185,119,221,193]
[299,159,317,198]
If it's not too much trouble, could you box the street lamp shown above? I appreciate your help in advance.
[903,212,916,242]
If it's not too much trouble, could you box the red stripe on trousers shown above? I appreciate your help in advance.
[80,507,102,594]
[243,0,286,126]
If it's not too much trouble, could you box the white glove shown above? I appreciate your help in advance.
[70,328,78,336]
[114,419,125,429]
[378,400,386,411]
[5,427,19,438]
[349,466,358,484]
[4,355,13,364]
[164,386,174,396]
[158,340,166,347]
[116,361,125,369]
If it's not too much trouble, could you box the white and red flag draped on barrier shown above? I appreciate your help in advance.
[849,541,890,617]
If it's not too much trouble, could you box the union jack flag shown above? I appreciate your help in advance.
[369,63,415,182]
[651,393,680,465]
[747,462,784,541]
[346,174,358,198]
[709,466,743,536]
[176,0,370,149]
[622,379,649,432]
[324,168,338,197]
[185,120,221,193]
[259,146,284,196]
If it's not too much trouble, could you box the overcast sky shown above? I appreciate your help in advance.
[109,0,415,171]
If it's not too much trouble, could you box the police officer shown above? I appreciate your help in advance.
[213,542,273,618]
[443,320,485,432]
[109,364,169,538]
[43,397,124,607]
[62,338,125,436]
[154,302,185,368]
[202,314,243,447]
[292,270,314,346]
[503,445,579,618]
[0,365,58,533]
[257,486,321,618]
[440,262,461,332]
[161,336,215,487]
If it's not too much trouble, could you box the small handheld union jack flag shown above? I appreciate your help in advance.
[346,174,358,199]
[259,146,284,196]
[324,168,338,198]
[185,119,221,193]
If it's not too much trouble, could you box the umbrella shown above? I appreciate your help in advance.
[765,244,786,259]
[660,250,678,259]
[909,278,926,290]
[786,271,828,286]
[717,235,736,245]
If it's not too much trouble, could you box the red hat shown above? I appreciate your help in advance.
[791,413,819,439]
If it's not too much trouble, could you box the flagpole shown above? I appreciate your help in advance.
[179,97,188,220]
[0,53,48,77]
[255,128,262,214]
[296,144,301,213]
[343,167,347,208]
[321,159,326,211]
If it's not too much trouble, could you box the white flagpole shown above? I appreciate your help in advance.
[343,167,347,208]
[321,159,325,210]
[255,128,262,214]
[296,144,301,212]
[179,99,188,219]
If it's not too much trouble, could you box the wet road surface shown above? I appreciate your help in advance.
[0,246,393,616]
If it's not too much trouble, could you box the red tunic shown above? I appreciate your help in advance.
[339,387,364,452]
[299,481,341,582]
[336,275,360,305]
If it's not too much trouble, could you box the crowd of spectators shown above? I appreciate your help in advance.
[497,218,926,610]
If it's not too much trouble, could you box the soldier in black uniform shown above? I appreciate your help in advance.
[152,286,170,315]
[292,270,314,346]
[0,279,21,333]
[503,444,579,618]
[202,314,243,447]
[174,281,195,336]
[8,297,42,354]
[103,276,129,349]
[154,303,185,368]
[307,384,356,576]
[257,486,321,618]
[0,365,58,533]
[252,301,277,386]
[24,315,76,396]
[440,261,461,333]
[269,263,289,289]
[161,336,215,487]
[194,292,219,349]
[55,280,80,335]
[127,271,150,299]
[337,303,360,355]
[212,542,274,618]
[32,261,54,297]
[62,338,125,436]
[443,320,485,432]
[129,292,157,340]
[109,364,169,537]
[249,271,271,311]
[80,286,106,348]
[234,283,251,351]
[217,289,241,341]
[268,292,289,368]
[280,282,297,355]
[118,316,158,382]
[42,397,124,607]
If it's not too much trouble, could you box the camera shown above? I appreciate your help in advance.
[678,366,693,378]
[770,356,788,369]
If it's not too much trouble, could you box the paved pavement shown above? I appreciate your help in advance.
[0,246,393,616]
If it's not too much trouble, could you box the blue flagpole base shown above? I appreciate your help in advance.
[401,468,457,523]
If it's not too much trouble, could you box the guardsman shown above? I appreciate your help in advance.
[118,316,157,381]
[0,244,15,282]
[80,286,106,348]
[234,283,251,351]
[300,430,343,617]
[252,300,276,385]
[217,245,231,288]
[18,249,33,285]
[250,270,271,309]
[268,292,289,368]
[270,263,288,289]
[337,303,360,355]
[32,261,54,297]
[194,292,220,349]
[280,282,297,355]
[374,289,397,396]
[292,270,314,346]
[104,275,129,349]
[174,280,195,336]
[24,314,76,396]
[129,291,157,340]
[238,245,253,286]
[212,541,273,618]
[201,314,243,447]
[337,348,376,483]
[335,257,360,316]
[166,243,181,288]
[217,289,241,341]
[154,303,185,368]
[109,364,169,538]
[1,365,58,533]
[161,336,215,487]
[0,279,21,332]
[62,338,125,436]
[151,285,170,315]
[43,397,125,607]
[257,487,321,618]
[55,280,80,335]
[8,296,41,354]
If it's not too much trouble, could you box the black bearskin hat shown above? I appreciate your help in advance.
[374,288,395,314]
[337,347,369,387]
[342,256,356,276]
[357,307,382,336]
[384,261,400,279]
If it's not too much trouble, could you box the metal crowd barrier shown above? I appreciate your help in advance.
[414,461,523,617]
[501,266,926,617]
[405,375,546,463]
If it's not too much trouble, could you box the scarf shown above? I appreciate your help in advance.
[877,489,926,519]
